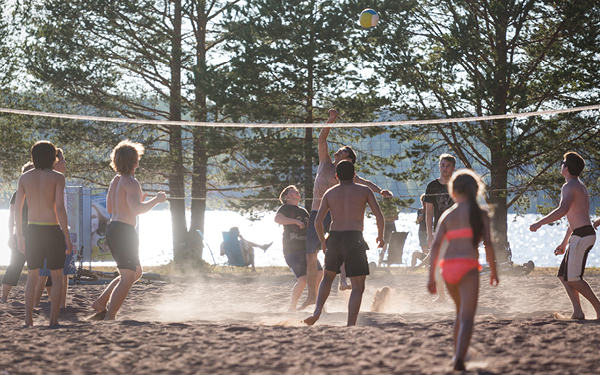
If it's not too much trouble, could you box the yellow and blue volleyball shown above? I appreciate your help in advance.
[359,9,379,29]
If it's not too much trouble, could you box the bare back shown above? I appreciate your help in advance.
[18,169,65,224]
[322,182,379,232]
[563,178,592,229]
[110,174,143,227]
[311,161,338,211]
[435,203,491,260]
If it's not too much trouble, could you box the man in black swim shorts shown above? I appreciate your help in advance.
[304,161,384,326]
[15,141,73,327]
[89,140,166,321]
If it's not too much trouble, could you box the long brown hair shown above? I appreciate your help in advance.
[449,169,486,248]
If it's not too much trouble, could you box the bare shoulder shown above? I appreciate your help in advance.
[120,175,140,190]
[50,169,65,181]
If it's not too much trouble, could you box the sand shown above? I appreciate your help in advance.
[2,269,600,374]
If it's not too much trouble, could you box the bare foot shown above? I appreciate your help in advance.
[433,295,446,303]
[303,314,320,326]
[554,312,585,320]
[339,282,352,291]
[298,296,316,311]
[87,309,107,321]
[453,359,466,371]
[260,242,273,251]
[91,300,106,313]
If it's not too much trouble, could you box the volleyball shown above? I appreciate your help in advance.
[359,9,379,29]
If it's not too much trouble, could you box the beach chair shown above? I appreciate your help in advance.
[381,231,408,266]
[220,230,250,272]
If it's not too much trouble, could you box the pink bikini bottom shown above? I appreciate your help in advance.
[439,258,481,285]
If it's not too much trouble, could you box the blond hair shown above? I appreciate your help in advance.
[110,140,144,175]
[279,185,298,204]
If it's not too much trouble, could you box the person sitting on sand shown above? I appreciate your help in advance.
[15,141,73,327]
[274,185,315,311]
[530,152,600,320]
[427,169,499,371]
[220,227,272,272]
[89,140,166,321]
[304,161,384,327]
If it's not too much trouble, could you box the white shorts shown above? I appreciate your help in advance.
[558,232,596,281]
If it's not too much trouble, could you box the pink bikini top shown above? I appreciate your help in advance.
[445,227,473,241]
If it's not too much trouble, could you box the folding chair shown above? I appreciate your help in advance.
[220,230,250,272]
[381,231,408,266]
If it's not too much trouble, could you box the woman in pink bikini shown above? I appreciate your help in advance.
[427,169,499,371]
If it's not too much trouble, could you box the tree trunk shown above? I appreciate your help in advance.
[188,0,208,268]
[169,0,188,266]
[489,119,510,262]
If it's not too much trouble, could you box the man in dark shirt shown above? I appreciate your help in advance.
[424,153,456,302]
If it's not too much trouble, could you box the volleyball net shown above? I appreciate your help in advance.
[1,104,599,267]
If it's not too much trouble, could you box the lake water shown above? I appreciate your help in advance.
[1,210,598,269]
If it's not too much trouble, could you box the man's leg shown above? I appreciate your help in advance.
[48,269,63,326]
[563,278,600,319]
[304,269,336,326]
[33,276,47,307]
[92,276,120,312]
[299,253,318,310]
[289,275,308,312]
[1,284,12,303]
[105,266,143,320]
[339,263,351,290]
[24,269,40,327]
[61,274,69,308]
[347,275,366,326]
[378,245,387,267]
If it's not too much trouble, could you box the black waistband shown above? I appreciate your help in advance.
[572,225,595,238]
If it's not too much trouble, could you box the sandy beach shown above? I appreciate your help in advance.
[2,268,600,374]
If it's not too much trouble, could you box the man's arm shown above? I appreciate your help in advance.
[530,184,573,231]
[14,178,26,253]
[274,213,304,228]
[125,179,166,215]
[425,202,434,247]
[366,190,385,248]
[479,214,499,286]
[317,109,338,164]
[354,175,392,197]
[7,201,15,248]
[55,174,73,254]
[555,227,573,256]
[106,175,120,214]
[314,195,330,253]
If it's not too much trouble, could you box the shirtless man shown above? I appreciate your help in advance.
[300,109,391,310]
[15,141,73,327]
[304,161,384,326]
[90,140,165,320]
[530,152,600,320]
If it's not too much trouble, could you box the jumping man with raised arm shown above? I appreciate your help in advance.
[300,110,391,310]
